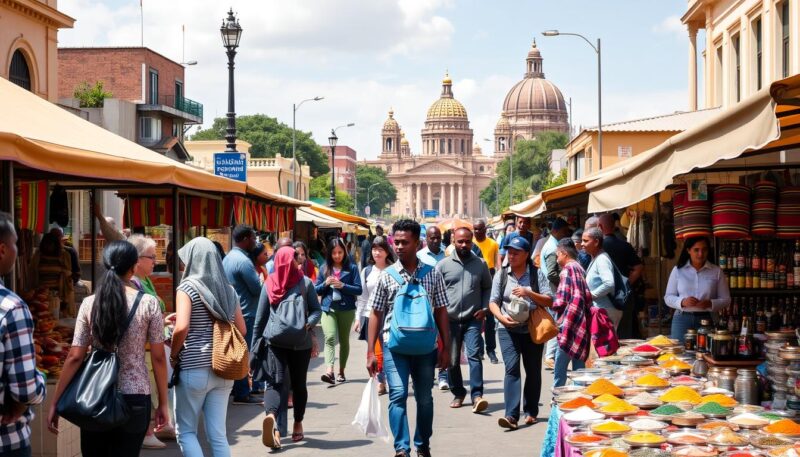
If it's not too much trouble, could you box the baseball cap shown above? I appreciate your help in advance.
[505,233,531,252]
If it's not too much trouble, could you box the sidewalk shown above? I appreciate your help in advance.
[143,328,553,456]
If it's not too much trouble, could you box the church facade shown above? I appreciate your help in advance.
[366,41,569,218]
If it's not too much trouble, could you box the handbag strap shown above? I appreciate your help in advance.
[116,291,144,348]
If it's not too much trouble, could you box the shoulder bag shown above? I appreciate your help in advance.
[56,291,144,431]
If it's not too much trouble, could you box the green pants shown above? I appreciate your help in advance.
[321,308,356,371]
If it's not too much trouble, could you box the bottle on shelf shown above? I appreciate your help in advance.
[755,301,767,334]
[737,242,746,273]
[718,241,728,271]
[793,240,800,289]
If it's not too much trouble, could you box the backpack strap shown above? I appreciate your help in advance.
[385,265,405,286]
[364,265,374,281]
[116,291,144,348]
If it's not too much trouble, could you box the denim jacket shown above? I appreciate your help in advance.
[314,263,362,312]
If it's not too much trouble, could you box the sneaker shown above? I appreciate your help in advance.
[142,434,167,449]
[321,372,336,385]
[232,395,263,405]
[472,397,489,414]
[438,379,450,391]
[544,358,555,370]
[487,352,499,364]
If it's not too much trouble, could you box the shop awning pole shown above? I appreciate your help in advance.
[90,188,97,293]
[172,187,179,310]
[654,194,663,336]
[2,162,14,289]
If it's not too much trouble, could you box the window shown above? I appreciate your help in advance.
[447,139,452,154]
[440,139,445,154]
[754,17,763,90]
[9,50,31,91]
[715,45,723,105]
[175,80,183,105]
[386,138,392,151]
[480,166,485,172]
[574,151,586,180]
[139,117,161,141]
[782,1,790,78]
[149,69,159,104]
[461,139,465,153]
[733,34,741,102]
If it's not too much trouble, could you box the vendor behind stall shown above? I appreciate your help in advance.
[30,231,75,316]
[664,236,731,342]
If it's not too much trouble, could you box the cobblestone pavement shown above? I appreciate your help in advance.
[143,328,553,456]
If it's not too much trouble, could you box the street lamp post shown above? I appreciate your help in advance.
[542,30,602,170]
[220,9,242,153]
[328,123,355,209]
[292,96,324,199]
[365,182,380,216]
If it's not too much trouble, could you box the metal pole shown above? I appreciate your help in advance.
[654,194,663,336]
[597,38,603,171]
[329,145,336,208]
[509,146,513,206]
[225,49,237,152]
[292,103,296,197]
[172,186,180,312]
[90,189,97,292]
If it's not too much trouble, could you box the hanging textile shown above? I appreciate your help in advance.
[15,180,48,232]
[287,207,295,232]
[711,184,751,239]
[183,197,233,229]
[124,197,174,227]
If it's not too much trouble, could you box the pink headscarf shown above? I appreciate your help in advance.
[266,246,304,304]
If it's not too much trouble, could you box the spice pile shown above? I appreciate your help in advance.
[693,401,732,416]
[584,379,624,397]
[763,419,800,435]
[659,386,703,404]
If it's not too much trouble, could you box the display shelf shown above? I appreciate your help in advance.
[728,288,800,296]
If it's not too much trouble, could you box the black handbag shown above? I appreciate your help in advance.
[249,336,269,383]
[56,291,143,432]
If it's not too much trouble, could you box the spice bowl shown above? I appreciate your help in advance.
[748,433,793,449]
[671,413,707,427]
[564,432,611,449]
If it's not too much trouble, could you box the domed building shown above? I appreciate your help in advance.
[367,73,498,218]
[493,40,569,157]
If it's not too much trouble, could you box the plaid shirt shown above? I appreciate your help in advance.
[368,260,449,342]
[552,261,592,362]
[0,286,46,452]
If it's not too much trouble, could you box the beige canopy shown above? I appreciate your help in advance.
[586,75,800,212]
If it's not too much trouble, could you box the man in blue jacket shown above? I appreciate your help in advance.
[222,224,263,404]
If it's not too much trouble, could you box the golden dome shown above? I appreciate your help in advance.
[426,72,468,120]
[400,132,409,145]
[383,108,399,130]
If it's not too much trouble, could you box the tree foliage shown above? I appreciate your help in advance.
[545,168,568,190]
[355,165,397,216]
[309,174,354,213]
[480,132,568,215]
[73,81,113,108]
[192,114,330,177]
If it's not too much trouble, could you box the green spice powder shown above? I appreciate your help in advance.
[693,401,732,415]
[650,404,685,416]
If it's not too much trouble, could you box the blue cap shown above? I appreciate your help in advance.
[506,233,531,252]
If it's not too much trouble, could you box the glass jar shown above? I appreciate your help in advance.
[685,329,698,351]
[711,331,734,358]
[707,366,723,387]
[697,320,711,353]
[691,351,709,377]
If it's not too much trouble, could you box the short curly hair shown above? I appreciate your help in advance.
[392,219,421,239]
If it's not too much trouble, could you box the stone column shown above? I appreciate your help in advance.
[415,183,421,218]
[406,184,412,216]
[446,183,452,216]
[458,183,464,217]
[426,183,433,212]
[688,24,698,111]
[450,184,456,216]
[705,6,714,108]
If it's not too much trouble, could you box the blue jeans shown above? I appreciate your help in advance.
[554,346,586,388]
[497,328,543,420]
[175,367,234,457]
[484,312,497,355]
[384,348,437,453]
[448,318,484,400]
[671,311,712,343]
[233,316,261,398]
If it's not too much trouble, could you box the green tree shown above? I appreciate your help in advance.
[73,81,113,108]
[355,165,397,216]
[192,114,330,177]
[545,168,568,190]
[480,131,568,215]
[309,174,354,213]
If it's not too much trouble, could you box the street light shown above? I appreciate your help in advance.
[220,9,242,152]
[364,182,380,216]
[293,96,324,199]
[542,29,602,170]
[328,123,355,209]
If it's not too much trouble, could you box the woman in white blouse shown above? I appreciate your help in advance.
[664,236,730,342]
[353,236,396,395]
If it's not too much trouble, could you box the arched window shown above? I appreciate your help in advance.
[386,138,393,152]
[9,50,31,91]
[387,166,392,173]
[480,166,485,172]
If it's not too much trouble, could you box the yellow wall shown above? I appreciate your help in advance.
[0,0,73,102]
[565,130,677,179]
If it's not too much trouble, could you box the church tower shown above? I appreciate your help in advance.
[380,109,402,159]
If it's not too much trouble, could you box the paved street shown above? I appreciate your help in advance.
[143,328,553,456]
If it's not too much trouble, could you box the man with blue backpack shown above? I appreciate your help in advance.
[366,219,451,457]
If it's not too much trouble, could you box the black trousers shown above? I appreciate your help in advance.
[80,394,151,457]
[265,346,312,423]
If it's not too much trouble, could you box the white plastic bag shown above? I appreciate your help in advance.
[352,376,389,440]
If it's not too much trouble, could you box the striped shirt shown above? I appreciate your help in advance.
[176,283,214,370]
[0,286,46,453]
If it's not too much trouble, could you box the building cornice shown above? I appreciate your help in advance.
[2,0,75,29]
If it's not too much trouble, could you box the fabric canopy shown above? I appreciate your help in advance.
[586,75,800,212]
[506,195,545,218]
[308,202,371,227]
[297,207,348,229]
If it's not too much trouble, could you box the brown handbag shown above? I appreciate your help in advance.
[528,305,558,344]
[211,319,250,380]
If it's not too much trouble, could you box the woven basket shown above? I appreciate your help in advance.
[212,320,250,380]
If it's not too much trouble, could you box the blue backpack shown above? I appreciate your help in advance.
[384,264,438,355]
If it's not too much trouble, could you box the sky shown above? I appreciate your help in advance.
[56,0,694,161]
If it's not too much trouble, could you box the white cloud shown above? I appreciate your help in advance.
[653,15,685,41]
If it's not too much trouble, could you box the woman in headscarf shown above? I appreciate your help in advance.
[253,246,321,449]
[170,238,245,457]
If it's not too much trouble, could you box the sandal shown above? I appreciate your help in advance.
[524,416,538,426]
[291,432,304,442]
[498,416,519,430]
[262,414,281,449]
[449,397,465,408]
[320,372,335,385]
[336,374,346,383]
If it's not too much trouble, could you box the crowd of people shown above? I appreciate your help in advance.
[0,209,658,457]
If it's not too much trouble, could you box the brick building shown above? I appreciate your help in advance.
[58,47,203,161]
[323,145,358,197]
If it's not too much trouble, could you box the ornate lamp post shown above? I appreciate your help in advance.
[220,9,242,152]
[328,131,338,208]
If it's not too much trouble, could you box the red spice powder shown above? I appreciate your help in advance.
[634,344,660,353]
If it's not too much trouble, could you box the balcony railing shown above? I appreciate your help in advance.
[150,94,204,119]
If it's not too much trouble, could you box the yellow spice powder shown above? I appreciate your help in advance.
[659,386,702,404]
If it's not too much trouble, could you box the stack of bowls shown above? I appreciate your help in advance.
[766,332,797,409]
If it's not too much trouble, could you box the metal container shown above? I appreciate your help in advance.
[707,366,723,387]
[691,352,709,377]
[718,368,738,392]
[734,368,759,405]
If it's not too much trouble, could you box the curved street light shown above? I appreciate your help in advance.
[292,96,324,199]
[328,123,355,208]
[542,29,603,170]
